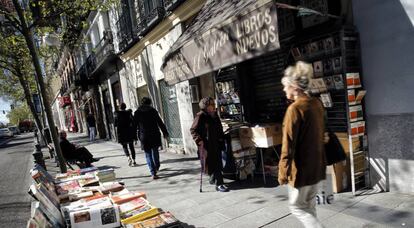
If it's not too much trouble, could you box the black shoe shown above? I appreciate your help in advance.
[91,158,99,162]
[216,185,229,192]
[209,176,215,185]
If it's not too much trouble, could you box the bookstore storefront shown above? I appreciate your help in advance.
[162,0,368,194]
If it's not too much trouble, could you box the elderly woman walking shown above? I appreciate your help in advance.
[190,97,229,192]
[278,61,326,228]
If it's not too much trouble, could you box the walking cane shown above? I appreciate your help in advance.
[199,146,206,192]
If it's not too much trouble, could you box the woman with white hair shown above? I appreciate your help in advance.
[190,97,229,192]
[278,61,326,228]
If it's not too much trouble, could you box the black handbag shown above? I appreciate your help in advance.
[325,130,347,165]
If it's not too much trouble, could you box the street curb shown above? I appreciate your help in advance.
[0,137,13,146]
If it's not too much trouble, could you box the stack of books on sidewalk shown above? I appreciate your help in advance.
[95,169,116,183]
[27,164,181,228]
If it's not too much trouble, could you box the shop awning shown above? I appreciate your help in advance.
[161,0,280,85]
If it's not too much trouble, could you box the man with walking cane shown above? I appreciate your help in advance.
[191,97,229,192]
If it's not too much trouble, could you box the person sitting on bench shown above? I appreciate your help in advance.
[59,130,98,167]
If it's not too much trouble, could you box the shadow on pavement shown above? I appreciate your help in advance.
[226,175,279,190]
[96,165,121,170]
[94,154,126,159]
[0,141,31,149]
[159,167,200,177]
[161,157,200,164]
[180,222,196,228]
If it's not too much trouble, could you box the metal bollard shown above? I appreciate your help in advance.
[33,143,47,171]
[34,130,40,145]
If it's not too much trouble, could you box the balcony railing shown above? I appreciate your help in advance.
[163,0,185,12]
[116,11,134,52]
[136,1,165,37]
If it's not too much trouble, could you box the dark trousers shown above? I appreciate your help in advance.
[74,147,94,166]
[122,142,136,160]
[144,147,160,176]
[208,150,224,186]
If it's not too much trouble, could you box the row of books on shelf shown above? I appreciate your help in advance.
[309,72,362,94]
[291,36,341,60]
[312,57,343,77]
[27,165,180,228]
[319,88,366,109]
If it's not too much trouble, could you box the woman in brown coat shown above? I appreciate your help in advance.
[190,97,229,192]
[278,61,326,228]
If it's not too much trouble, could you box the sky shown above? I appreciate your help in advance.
[0,97,10,123]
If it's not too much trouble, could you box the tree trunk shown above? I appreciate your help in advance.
[93,85,106,139]
[12,0,67,173]
[16,69,45,143]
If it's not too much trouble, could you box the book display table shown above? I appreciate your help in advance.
[27,164,181,228]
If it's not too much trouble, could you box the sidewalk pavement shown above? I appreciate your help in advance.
[44,133,414,228]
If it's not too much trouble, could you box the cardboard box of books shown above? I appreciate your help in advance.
[334,133,361,153]
[239,124,282,148]
[330,160,351,193]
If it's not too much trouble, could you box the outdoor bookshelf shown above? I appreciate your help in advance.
[290,26,371,195]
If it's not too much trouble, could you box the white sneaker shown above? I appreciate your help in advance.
[128,157,132,166]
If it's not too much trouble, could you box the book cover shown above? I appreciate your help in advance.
[98,182,124,194]
[309,42,319,54]
[314,78,327,92]
[333,57,342,71]
[349,105,363,122]
[129,212,179,228]
[346,73,362,89]
[27,218,40,228]
[66,197,121,228]
[350,121,365,138]
[31,202,53,228]
[28,184,64,227]
[78,177,99,187]
[121,206,160,224]
[69,205,121,228]
[355,90,366,104]
[69,191,94,201]
[111,191,146,206]
[332,75,344,90]
[55,180,80,195]
[323,59,333,72]
[348,89,356,105]
[324,37,334,50]
[313,61,324,77]
[119,197,148,215]
[320,93,333,108]
[323,76,335,90]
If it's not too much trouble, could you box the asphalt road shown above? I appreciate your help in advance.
[0,133,35,227]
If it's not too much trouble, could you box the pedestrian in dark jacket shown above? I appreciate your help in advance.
[133,97,169,180]
[86,112,96,142]
[59,130,98,167]
[115,103,137,166]
[190,97,229,192]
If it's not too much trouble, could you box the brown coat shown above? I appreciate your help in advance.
[278,96,326,188]
[190,111,225,175]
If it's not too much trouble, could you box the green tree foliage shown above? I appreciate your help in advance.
[0,34,37,102]
[6,102,32,125]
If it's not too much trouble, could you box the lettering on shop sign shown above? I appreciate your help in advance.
[316,191,334,205]
[163,1,280,85]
